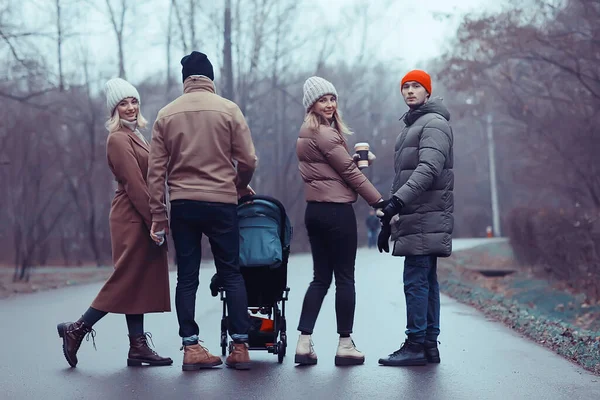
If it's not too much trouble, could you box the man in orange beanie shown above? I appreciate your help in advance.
[377,69,454,367]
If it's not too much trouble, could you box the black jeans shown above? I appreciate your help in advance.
[297,202,357,335]
[170,200,249,342]
[403,255,440,343]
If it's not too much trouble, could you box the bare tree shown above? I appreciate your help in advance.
[55,0,64,91]
[104,0,129,78]
[189,0,197,50]
[222,0,234,100]
[166,0,175,91]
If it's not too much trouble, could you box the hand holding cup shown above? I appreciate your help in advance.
[353,142,370,170]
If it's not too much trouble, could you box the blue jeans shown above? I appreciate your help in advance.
[170,200,249,344]
[403,255,440,343]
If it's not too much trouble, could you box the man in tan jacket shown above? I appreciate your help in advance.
[147,51,257,371]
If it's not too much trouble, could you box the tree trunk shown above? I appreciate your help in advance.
[56,0,64,91]
[222,0,234,101]
[166,0,174,92]
[189,0,196,49]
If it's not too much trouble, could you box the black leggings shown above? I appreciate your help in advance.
[297,202,358,335]
[81,307,144,336]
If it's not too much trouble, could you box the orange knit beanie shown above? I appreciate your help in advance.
[400,70,432,94]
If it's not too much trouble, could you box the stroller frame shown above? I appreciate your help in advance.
[216,195,291,363]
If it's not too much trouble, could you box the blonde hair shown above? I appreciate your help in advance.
[105,106,148,133]
[304,107,352,136]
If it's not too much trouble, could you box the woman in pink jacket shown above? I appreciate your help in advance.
[294,76,383,366]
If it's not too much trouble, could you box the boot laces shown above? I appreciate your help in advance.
[341,337,358,350]
[141,332,159,356]
[83,329,97,351]
[180,339,211,354]
[199,340,212,353]
[390,340,409,357]
[143,332,155,348]
[70,323,97,351]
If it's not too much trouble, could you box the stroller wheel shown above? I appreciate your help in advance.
[280,332,287,348]
[277,341,285,364]
[221,334,227,356]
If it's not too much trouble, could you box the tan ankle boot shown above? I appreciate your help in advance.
[294,334,317,365]
[181,342,223,371]
[335,336,365,366]
[225,342,251,370]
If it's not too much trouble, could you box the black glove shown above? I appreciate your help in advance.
[379,196,403,224]
[372,198,389,210]
[378,223,391,253]
[209,273,222,297]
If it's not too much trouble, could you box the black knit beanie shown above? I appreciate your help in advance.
[181,51,214,82]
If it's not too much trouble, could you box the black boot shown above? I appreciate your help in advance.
[378,339,427,366]
[424,340,440,363]
[127,333,173,367]
[57,320,96,367]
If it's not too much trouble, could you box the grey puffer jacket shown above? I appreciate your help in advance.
[389,98,454,257]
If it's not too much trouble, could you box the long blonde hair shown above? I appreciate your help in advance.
[105,107,148,133]
[304,107,352,136]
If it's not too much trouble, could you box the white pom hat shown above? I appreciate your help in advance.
[302,76,338,113]
[105,78,140,114]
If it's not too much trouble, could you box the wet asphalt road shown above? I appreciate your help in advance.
[1,239,599,400]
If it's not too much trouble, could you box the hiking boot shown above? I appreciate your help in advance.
[127,333,173,367]
[181,342,223,371]
[225,342,251,370]
[335,336,365,366]
[294,334,317,365]
[424,339,441,363]
[378,339,427,367]
[57,320,95,368]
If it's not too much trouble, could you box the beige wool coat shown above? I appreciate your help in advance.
[91,127,171,314]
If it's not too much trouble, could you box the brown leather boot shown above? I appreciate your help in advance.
[181,342,223,371]
[225,342,251,370]
[127,333,173,367]
[57,320,95,367]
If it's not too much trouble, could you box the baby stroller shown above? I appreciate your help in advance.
[210,195,292,363]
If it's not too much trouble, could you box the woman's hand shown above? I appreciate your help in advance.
[150,221,169,245]
[352,150,376,166]
[372,198,388,210]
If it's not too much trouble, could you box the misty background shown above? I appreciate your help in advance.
[1,0,599,301]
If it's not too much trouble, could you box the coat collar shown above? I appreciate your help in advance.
[129,129,149,153]
[113,127,149,153]
[183,76,216,94]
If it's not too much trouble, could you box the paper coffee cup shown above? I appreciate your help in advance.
[155,230,165,246]
[354,142,370,169]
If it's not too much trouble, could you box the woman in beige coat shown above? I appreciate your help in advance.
[57,78,172,368]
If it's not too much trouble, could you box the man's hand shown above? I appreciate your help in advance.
[378,223,391,253]
[150,221,169,245]
[379,196,403,224]
[238,185,256,199]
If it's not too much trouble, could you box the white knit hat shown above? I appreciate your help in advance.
[302,76,338,113]
[105,78,140,114]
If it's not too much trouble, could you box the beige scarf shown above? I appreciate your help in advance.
[121,119,147,145]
